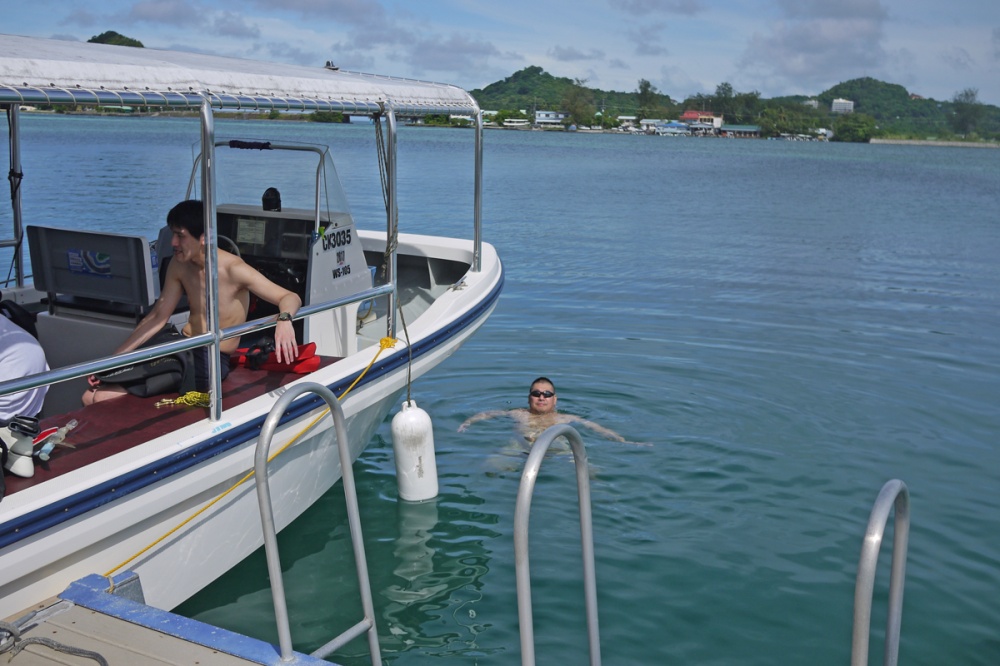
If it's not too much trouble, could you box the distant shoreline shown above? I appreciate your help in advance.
[19,111,1000,147]
[870,138,999,149]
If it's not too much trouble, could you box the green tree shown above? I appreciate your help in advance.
[636,79,658,120]
[756,105,814,137]
[713,82,735,120]
[595,111,620,129]
[310,111,345,123]
[562,79,596,127]
[680,92,707,111]
[493,109,528,127]
[832,113,878,142]
[950,88,984,135]
[88,31,143,48]
[733,91,762,124]
[757,107,789,137]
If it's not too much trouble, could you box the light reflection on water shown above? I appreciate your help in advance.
[6,116,1000,665]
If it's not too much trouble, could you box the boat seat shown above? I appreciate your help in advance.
[3,356,338,496]
[27,226,158,322]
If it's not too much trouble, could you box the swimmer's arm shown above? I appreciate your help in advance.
[458,410,510,432]
[568,415,630,443]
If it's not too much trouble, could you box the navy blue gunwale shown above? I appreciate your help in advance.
[0,268,502,551]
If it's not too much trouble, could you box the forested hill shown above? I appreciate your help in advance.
[470,66,673,115]
[471,68,1000,139]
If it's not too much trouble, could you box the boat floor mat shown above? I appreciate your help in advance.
[4,357,338,496]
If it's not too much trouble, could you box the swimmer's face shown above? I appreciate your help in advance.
[528,381,557,414]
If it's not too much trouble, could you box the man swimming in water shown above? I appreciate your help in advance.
[458,376,628,444]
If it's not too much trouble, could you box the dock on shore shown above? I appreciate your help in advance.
[2,573,331,665]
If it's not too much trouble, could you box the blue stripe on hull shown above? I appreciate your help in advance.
[0,269,503,550]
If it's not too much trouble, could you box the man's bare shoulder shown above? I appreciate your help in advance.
[217,251,252,277]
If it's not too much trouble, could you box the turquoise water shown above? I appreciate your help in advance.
[6,116,1000,664]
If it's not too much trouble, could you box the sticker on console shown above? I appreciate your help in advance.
[68,248,112,277]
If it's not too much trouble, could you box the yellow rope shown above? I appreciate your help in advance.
[155,391,211,409]
[104,336,398,580]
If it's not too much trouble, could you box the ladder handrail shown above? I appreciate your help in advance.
[513,424,601,666]
[851,479,910,666]
[254,381,382,664]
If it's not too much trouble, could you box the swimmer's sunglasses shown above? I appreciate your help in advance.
[529,390,555,398]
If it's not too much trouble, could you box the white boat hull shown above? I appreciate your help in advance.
[0,239,501,618]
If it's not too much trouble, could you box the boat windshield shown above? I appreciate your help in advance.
[187,139,354,228]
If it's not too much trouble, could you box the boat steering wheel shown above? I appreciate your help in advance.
[218,235,241,257]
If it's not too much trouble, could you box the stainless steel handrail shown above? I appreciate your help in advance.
[0,283,394,399]
[6,103,25,287]
[472,105,483,273]
[254,382,381,664]
[199,95,223,420]
[514,424,601,666]
[851,479,910,666]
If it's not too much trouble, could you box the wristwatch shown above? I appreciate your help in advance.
[277,312,293,322]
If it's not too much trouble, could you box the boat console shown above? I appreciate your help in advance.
[216,204,373,358]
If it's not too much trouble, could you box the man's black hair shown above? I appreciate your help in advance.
[167,200,204,239]
[530,376,555,393]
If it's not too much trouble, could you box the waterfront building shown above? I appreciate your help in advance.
[831,98,855,113]
[535,110,568,126]
[680,110,723,127]
[719,124,761,138]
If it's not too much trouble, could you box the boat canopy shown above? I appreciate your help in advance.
[0,34,479,116]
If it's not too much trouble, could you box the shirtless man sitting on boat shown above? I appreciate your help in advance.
[458,376,629,445]
[82,199,302,405]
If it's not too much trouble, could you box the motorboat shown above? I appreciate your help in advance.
[0,34,503,620]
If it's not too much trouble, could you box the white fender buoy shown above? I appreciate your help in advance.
[391,400,439,501]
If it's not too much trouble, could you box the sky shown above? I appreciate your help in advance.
[7,0,1000,106]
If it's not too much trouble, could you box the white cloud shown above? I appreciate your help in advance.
[609,0,703,16]
[212,12,261,39]
[126,0,203,27]
[941,46,975,71]
[549,46,605,61]
[248,0,387,27]
[629,23,669,56]
[775,0,887,21]
[739,5,888,94]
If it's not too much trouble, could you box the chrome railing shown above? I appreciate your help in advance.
[514,424,601,666]
[254,382,381,664]
[851,479,910,666]
[0,283,395,405]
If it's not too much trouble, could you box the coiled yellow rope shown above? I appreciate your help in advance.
[103,336,397,581]
[155,392,211,409]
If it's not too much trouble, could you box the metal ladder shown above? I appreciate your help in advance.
[514,424,601,666]
[851,479,910,666]
[254,382,382,664]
